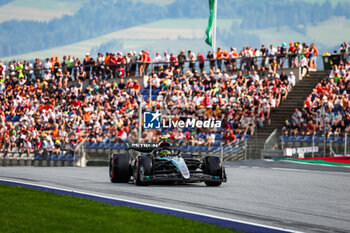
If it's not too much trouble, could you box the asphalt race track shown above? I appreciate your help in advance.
[1,160,349,233]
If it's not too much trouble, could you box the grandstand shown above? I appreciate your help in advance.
[0,43,349,166]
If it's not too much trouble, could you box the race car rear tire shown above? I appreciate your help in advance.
[204,156,222,187]
[134,156,152,186]
[110,153,131,183]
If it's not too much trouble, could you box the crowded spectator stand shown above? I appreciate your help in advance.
[280,55,350,156]
[0,41,349,164]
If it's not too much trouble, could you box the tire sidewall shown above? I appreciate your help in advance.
[110,153,131,183]
[204,156,223,187]
[204,156,222,177]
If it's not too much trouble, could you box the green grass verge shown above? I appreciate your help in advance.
[0,184,239,233]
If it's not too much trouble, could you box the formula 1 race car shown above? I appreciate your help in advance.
[109,137,226,186]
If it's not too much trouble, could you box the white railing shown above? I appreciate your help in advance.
[264,129,278,150]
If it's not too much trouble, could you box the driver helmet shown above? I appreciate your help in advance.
[158,141,171,148]
[160,150,171,157]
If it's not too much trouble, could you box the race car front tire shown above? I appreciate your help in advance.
[110,153,131,183]
[204,155,223,186]
[134,155,152,186]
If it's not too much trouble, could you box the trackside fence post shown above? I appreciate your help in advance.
[74,138,87,167]
[281,129,285,152]
[323,132,326,157]
[330,140,334,156]
[312,135,315,158]
[345,133,348,156]
[220,142,223,161]
[298,53,302,78]
[138,95,142,143]
[255,125,258,159]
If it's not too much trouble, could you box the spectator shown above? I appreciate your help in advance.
[288,71,296,90]
[83,53,92,78]
[288,42,298,68]
[216,47,223,71]
[0,62,6,81]
[309,43,318,71]
[279,42,287,68]
[177,50,186,75]
[44,58,52,74]
[163,51,170,71]
[260,44,268,68]
[153,52,162,74]
[230,47,238,70]
[187,50,196,73]
[204,52,214,72]
[197,52,205,74]
[268,44,277,65]
[300,55,309,76]
[169,53,178,72]
[130,52,137,76]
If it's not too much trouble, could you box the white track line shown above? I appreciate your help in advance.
[270,167,350,175]
[237,164,350,175]
[0,177,301,233]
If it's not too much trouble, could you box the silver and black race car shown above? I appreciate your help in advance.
[109,137,226,186]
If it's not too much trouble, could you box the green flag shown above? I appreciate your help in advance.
[205,0,215,47]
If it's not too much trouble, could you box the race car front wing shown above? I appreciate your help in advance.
[140,172,227,183]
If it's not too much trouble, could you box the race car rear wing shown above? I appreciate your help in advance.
[125,143,158,153]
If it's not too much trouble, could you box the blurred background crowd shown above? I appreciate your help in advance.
[0,42,349,159]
